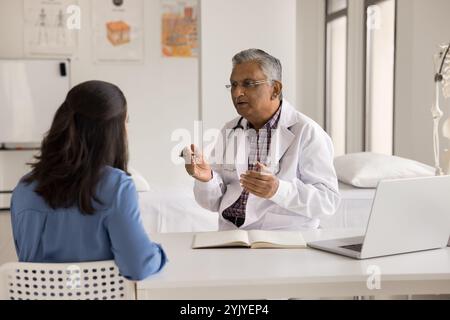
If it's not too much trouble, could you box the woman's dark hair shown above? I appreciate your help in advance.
[25,80,129,215]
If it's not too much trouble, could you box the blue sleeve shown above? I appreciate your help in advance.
[104,177,167,281]
[10,187,47,262]
[10,193,20,256]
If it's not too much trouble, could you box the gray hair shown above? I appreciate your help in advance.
[232,49,283,99]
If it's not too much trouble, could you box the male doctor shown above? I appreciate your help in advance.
[183,49,340,230]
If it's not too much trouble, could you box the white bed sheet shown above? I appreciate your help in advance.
[139,184,218,234]
[320,182,375,229]
[138,182,376,233]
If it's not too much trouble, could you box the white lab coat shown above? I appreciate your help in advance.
[194,100,340,231]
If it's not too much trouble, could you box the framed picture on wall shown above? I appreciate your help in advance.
[92,0,144,63]
[161,0,199,58]
[23,0,79,57]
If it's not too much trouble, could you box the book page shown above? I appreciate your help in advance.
[247,230,306,249]
[192,230,250,249]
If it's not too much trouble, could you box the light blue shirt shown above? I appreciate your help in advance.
[10,166,167,281]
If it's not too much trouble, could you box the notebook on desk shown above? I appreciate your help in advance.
[192,230,307,249]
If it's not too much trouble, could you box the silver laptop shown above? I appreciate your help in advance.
[308,176,450,259]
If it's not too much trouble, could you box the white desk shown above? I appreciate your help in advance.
[137,229,450,300]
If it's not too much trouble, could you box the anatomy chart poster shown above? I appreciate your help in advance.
[24,0,79,57]
[92,0,144,63]
[161,0,198,58]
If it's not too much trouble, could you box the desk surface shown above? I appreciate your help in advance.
[137,229,450,299]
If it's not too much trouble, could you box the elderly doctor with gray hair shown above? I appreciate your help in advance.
[183,48,340,231]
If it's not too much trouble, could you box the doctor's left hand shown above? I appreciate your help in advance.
[240,162,279,199]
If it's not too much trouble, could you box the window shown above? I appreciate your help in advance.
[324,0,396,155]
[365,0,396,155]
[327,0,347,14]
[325,0,348,157]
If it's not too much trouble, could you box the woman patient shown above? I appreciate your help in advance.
[10,80,166,280]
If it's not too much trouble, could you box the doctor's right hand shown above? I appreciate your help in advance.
[182,144,212,182]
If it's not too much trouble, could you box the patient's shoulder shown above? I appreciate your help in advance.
[11,177,51,213]
[95,167,135,208]
[99,166,133,189]
[102,166,130,181]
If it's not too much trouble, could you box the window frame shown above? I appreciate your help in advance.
[363,0,398,154]
[325,0,349,155]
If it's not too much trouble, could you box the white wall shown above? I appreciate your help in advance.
[201,0,297,132]
[346,0,365,153]
[72,0,199,187]
[297,0,325,128]
[4,0,447,189]
[395,0,450,167]
[0,0,299,190]
[0,0,198,188]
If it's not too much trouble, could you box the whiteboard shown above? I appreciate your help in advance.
[0,59,70,143]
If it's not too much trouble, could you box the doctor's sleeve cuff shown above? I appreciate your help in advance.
[269,179,292,206]
[193,170,226,212]
[194,170,222,191]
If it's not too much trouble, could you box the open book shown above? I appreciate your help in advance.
[192,230,306,249]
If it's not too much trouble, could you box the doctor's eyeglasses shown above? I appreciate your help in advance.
[225,79,272,91]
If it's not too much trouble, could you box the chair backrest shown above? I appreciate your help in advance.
[0,260,135,300]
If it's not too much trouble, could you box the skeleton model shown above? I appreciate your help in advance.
[431,43,450,175]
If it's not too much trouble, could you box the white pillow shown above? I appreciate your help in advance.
[334,153,435,188]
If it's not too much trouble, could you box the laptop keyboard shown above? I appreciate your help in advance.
[340,243,363,252]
